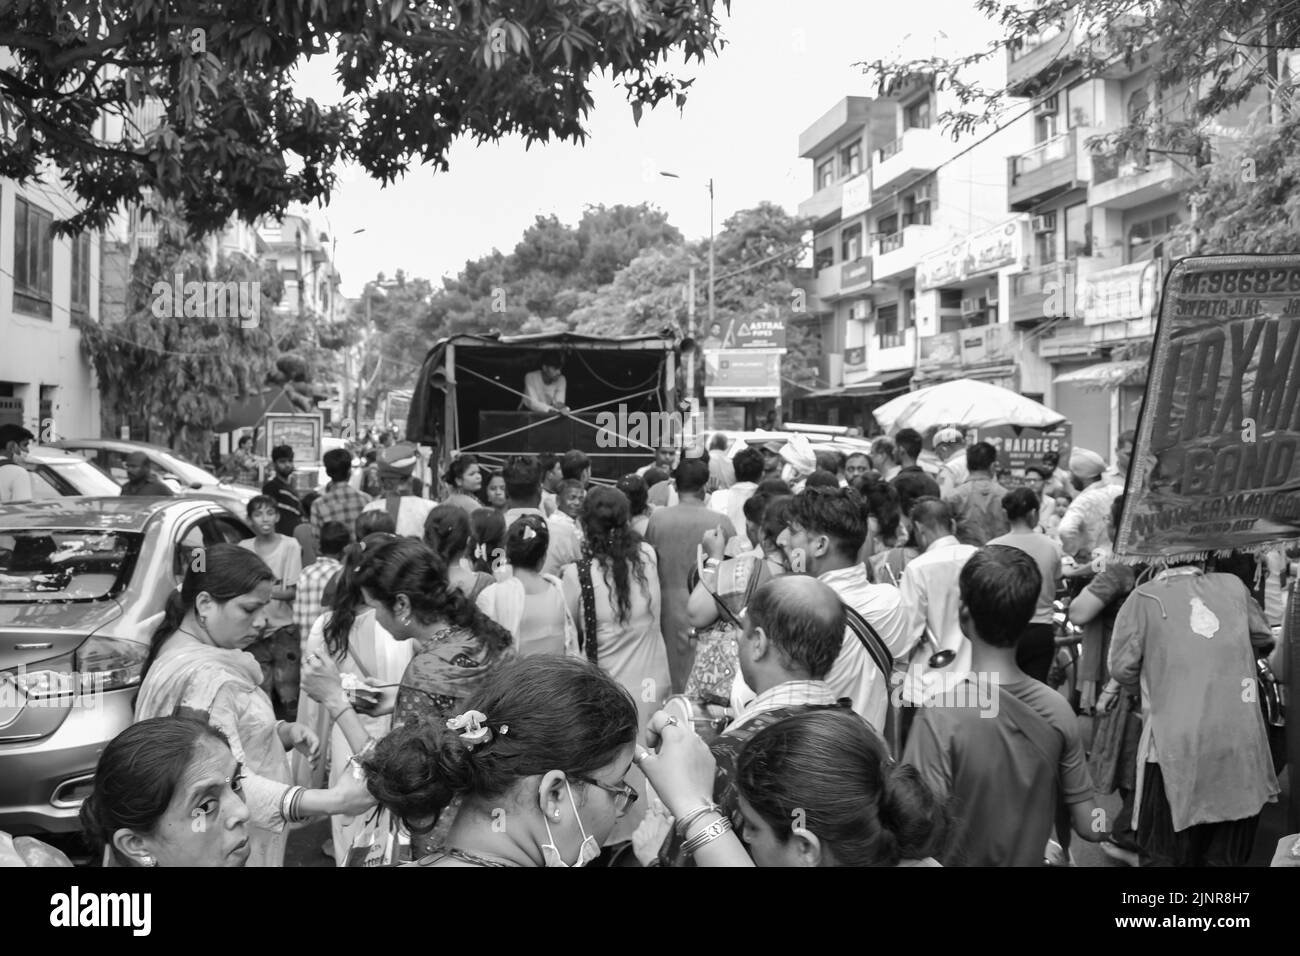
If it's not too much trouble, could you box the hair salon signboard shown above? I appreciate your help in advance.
[1115,255,1300,562]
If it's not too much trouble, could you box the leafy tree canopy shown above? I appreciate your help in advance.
[1,0,729,237]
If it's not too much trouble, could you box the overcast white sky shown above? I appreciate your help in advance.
[291,1,1003,296]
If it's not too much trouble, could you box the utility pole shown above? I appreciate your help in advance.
[707,177,715,432]
[685,266,697,446]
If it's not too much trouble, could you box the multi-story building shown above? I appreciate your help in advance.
[0,175,102,442]
[797,20,1264,457]
[1003,16,1263,454]
[258,206,340,324]
[0,49,101,441]
[795,66,1034,429]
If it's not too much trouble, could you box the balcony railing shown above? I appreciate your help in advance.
[1014,133,1071,177]
[877,137,904,163]
[877,330,907,349]
[879,232,904,254]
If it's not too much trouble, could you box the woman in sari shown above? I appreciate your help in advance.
[561,487,667,846]
[342,537,514,855]
[294,532,413,864]
[134,544,374,867]
[353,537,515,729]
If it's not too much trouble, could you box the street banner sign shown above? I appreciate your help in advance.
[703,350,782,398]
[1116,255,1300,562]
[969,423,1073,485]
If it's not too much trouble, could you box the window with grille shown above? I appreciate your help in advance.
[71,233,91,316]
[14,196,53,318]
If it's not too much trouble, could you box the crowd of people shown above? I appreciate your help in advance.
[64,423,1299,868]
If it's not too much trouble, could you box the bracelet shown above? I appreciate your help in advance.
[681,816,733,856]
[674,803,723,839]
[280,785,308,824]
[326,698,352,720]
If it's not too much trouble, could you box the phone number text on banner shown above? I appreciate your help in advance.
[1115,254,1300,562]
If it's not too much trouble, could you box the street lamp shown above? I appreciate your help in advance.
[661,171,715,435]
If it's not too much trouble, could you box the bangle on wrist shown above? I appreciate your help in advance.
[326,697,351,719]
[674,803,722,839]
[681,816,733,856]
[280,785,308,824]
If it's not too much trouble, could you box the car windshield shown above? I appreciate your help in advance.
[35,459,126,498]
[0,530,140,602]
[150,450,220,485]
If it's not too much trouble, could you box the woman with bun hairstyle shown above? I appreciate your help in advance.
[134,544,374,867]
[424,504,494,601]
[364,656,639,867]
[81,716,252,867]
[634,708,948,867]
[477,515,578,657]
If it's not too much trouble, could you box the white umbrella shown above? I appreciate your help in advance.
[873,379,1067,434]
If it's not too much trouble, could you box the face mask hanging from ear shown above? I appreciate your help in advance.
[540,780,601,868]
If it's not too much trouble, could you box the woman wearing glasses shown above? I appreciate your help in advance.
[364,656,640,867]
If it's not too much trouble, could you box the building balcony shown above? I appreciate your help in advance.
[798,96,875,160]
[874,224,939,281]
[798,180,844,228]
[1007,127,1095,211]
[1089,154,1179,209]
[868,326,916,372]
[813,256,874,303]
[1007,255,1123,323]
[1005,20,1085,96]
[872,126,946,191]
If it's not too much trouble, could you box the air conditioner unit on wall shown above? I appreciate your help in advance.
[1034,94,1059,116]
[1031,212,1057,233]
[986,284,1000,305]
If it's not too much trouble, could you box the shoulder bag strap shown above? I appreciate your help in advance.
[841,603,894,685]
[841,602,901,755]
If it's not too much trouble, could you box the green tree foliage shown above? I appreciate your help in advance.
[76,230,283,461]
[1,0,728,237]
[427,202,681,334]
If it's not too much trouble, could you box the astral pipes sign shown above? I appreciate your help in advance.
[1115,254,1300,562]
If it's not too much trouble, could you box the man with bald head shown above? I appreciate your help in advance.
[657,575,860,866]
[120,451,174,497]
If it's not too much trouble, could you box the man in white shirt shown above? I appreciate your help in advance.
[931,427,969,498]
[897,497,978,715]
[360,442,435,538]
[521,354,568,413]
[501,455,548,529]
[543,479,585,576]
[0,424,34,503]
[709,446,763,556]
[773,485,910,732]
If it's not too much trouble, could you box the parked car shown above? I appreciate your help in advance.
[18,447,125,500]
[49,439,257,516]
[0,497,253,834]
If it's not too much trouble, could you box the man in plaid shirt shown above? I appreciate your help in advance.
[312,448,371,544]
[295,521,350,640]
